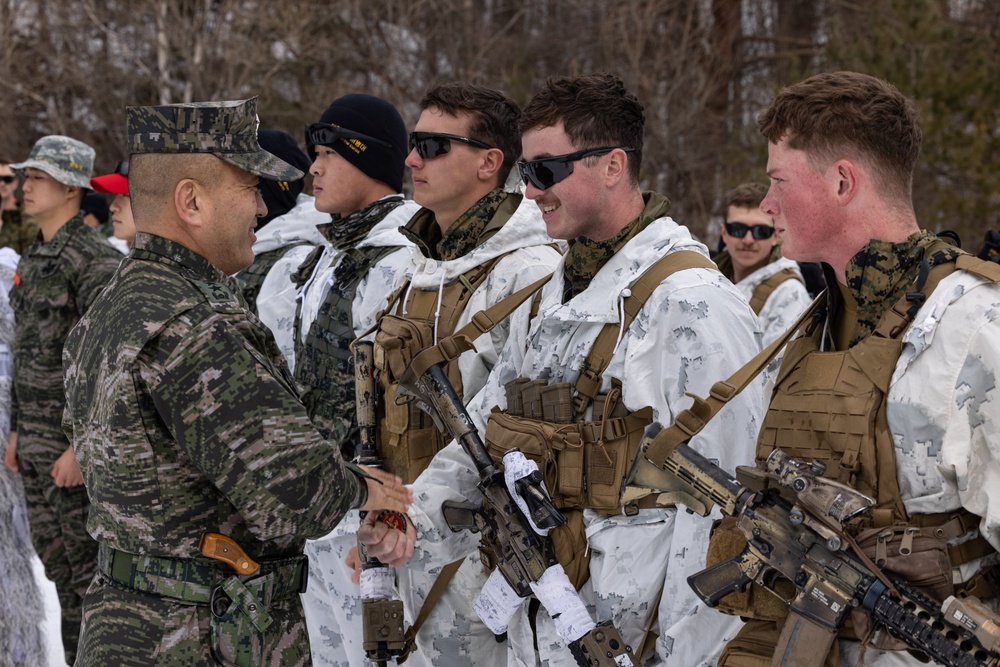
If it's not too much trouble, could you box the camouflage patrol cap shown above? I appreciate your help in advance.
[10,135,95,188]
[126,97,303,182]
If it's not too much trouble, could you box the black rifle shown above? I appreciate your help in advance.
[395,355,637,667]
[628,422,1000,667]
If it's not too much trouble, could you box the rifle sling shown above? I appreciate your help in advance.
[643,294,825,469]
[406,272,553,381]
[397,558,465,663]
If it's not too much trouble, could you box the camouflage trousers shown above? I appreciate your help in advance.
[78,556,312,666]
[19,453,97,666]
[302,514,361,667]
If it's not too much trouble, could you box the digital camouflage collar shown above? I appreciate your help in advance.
[562,191,671,303]
[402,188,515,261]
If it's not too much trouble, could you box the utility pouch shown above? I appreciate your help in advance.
[849,524,953,651]
[484,407,584,509]
[209,576,271,667]
[374,315,447,482]
[718,618,839,667]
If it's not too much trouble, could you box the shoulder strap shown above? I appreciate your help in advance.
[405,271,553,381]
[573,250,718,415]
[748,267,802,314]
[643,293,825,469]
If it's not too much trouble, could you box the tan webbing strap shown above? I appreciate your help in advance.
[643,294,826,469]
[573,250,719,415]
[636,584,664,660]
[406,273,553,381]
[749,268,802,315]
[397,558,465,663]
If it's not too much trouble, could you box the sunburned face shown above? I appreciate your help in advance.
[762,138,835,264]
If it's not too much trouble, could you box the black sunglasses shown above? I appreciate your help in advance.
[0,175,15,184]
[408,132,493,160]
[114,161,129,177]
[724,221,775,240]
[517,146,635,190]
[305,123,393,152]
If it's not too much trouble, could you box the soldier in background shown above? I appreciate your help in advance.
[0,158,39,253]
[62,98,411,667]
[713,182,811,347]
[3,135,123,665]
[233,128,326,370]
[90,160,136,253]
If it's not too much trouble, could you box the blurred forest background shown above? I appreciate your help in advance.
[1,0,998,248]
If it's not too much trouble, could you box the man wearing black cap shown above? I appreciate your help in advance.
[295,92,419,667]
[234,128,327,369]
[61,97,411,667]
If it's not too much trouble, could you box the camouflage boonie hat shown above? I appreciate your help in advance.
[126,97,303,182]
[10,135,95,188]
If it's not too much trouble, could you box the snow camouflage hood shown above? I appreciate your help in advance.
[126,97,303,182]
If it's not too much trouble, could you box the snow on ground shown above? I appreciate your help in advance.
[32,555,68,667]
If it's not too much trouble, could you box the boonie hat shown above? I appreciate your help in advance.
[11,135,95,189]
[126,97,302,182]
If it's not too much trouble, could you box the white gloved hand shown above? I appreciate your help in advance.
[502,449,553,536]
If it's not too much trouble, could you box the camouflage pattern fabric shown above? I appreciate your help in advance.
[0,209,39,254]
[8,213,120,664]
[561,191,670,302]
[126,98,303,182]
[292,196,409,447]
[235,242,310,315]
[842,230,959,347]
[62,232,364,666]
[401,187,510,261]
[10,135,95,188]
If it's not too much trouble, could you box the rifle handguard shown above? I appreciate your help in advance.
[567,621,636,667]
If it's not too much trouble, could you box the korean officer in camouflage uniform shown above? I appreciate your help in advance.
[3,135,123,665]
[61,98,411,667]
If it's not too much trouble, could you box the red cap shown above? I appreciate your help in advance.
[90,172,128,195]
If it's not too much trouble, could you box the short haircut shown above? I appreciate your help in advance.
[129,153,227,226]
[420,83,522,186]
[758,71,921,201]
[723,182,769,216]
[521,73,644,185]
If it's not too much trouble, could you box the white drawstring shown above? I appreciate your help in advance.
[432,270,447,345]
[401,277,417,317]
[612,287,631,356]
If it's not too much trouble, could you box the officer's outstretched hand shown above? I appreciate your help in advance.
[357,465,413,514]
[358,509,416,568]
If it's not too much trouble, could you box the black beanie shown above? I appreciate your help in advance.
[310,94,408,193]
[257,129,311,228]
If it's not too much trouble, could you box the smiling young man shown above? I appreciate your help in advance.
[3,135,123,665]
[61,98,411,667]
[365,73,765,667]
[714,182,810,347]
